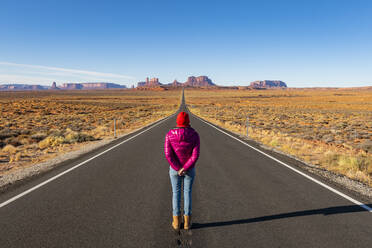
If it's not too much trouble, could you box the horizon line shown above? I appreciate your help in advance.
[0,81,371,89]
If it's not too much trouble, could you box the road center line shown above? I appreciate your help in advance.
[0,113,176,209]
[191,113,372,213]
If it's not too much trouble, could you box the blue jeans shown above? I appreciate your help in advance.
[169,166,195,216]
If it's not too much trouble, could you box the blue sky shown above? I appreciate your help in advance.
[0,0,371,87]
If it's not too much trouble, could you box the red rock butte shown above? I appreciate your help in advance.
[136,75,216,88]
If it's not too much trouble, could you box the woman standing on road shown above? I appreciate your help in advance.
[164,111,200,231]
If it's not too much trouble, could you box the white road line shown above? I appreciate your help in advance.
[191,113,372,213]
[0,113,176,209]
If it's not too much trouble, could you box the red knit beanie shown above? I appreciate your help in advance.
[176,112,190,127]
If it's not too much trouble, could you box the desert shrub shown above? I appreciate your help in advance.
[298,143,314,156]
[14,152,22,162]
[337,155,358,172]
[354,155,371,172]
[78,133,95,142]
[2,144,17,154]
[324,154,371,181]
[64,129,95,143]
[368,158,372,175]
[321,151,340,167]
[261,136,272,145]
[269,138,279,147]
[39,136,66,149]
[91,126,110,138]
[64,130,79,143]
[281,143,296,155]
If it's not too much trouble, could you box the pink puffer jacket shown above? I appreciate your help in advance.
[164,127,200,171]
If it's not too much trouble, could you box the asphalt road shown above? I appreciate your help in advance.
[1,90,371,247]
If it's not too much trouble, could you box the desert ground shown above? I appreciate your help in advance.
[186,88,372,186]
[1,88,371,188]
[0,89,180,176]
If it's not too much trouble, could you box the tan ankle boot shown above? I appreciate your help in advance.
[172,216,181,230]
[184,215,192,230]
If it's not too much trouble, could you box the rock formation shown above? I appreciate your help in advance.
[171,80,183,87]
[138,75,216,89]
[250,80,287,88]
[149,77,160,86]
[51,82,59,89]
[184,76,215,87]
[137,77,162,87]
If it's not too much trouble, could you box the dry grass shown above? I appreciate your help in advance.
[186,88,372,186]
[0,89,180,174]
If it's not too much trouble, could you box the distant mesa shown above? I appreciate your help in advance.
[0,82,127,91]
[250,80,287,89]
[60,82,126,90]
[60,83,83,90]
[184,76,215,87]
[0,84,49,91]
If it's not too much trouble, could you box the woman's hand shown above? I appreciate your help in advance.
[178,168,186,176]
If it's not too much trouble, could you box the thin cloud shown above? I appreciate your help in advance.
[0,61,134,79]
[0,74,57,84]
[0,61,135,85]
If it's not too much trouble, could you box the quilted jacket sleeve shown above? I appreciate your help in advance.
[164,132,181,170]
[183,132,200,171]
